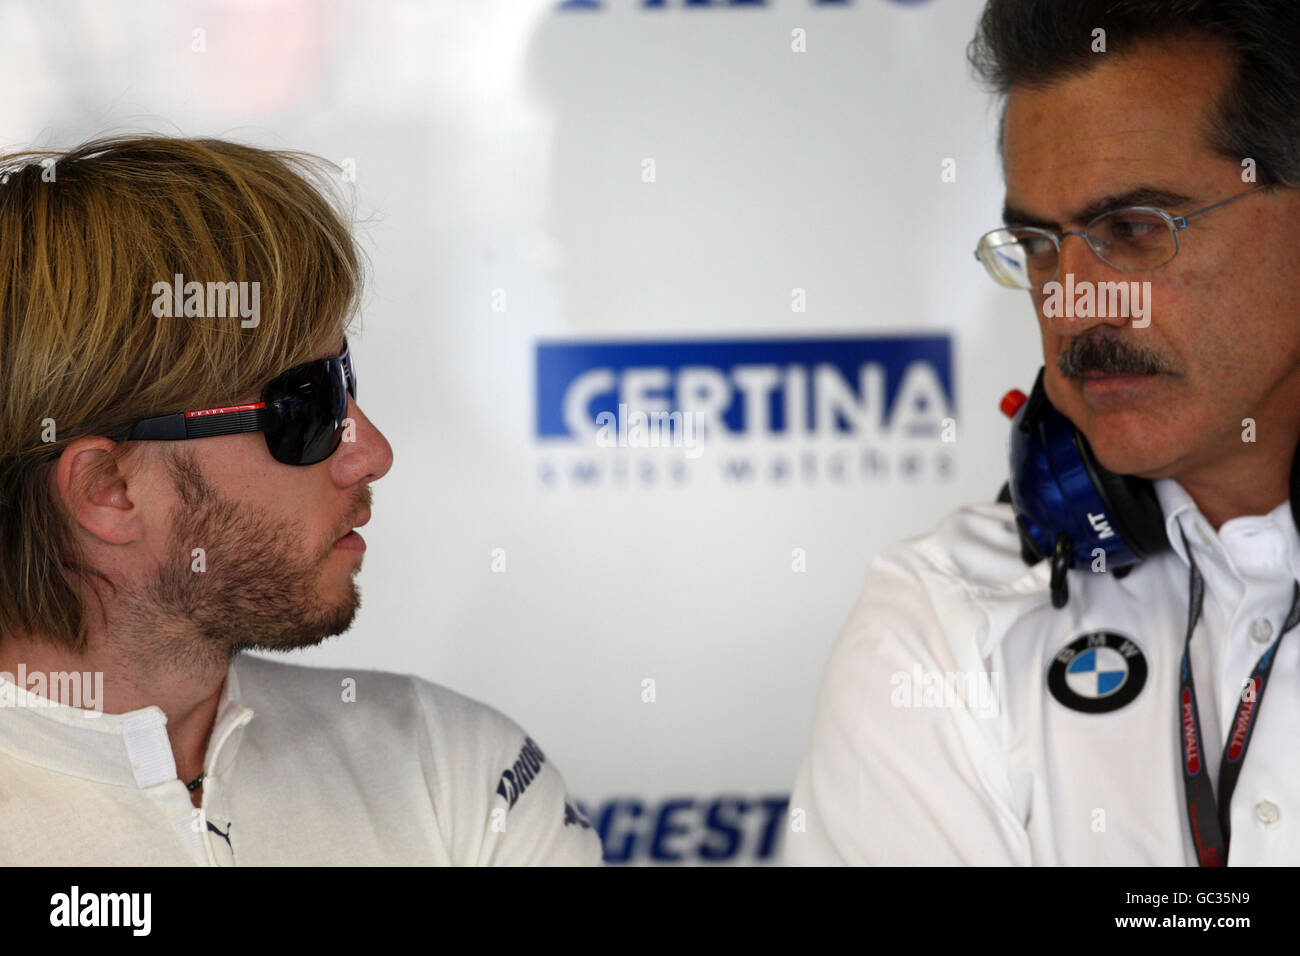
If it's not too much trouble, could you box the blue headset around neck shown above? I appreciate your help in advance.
[997,366,1300,609]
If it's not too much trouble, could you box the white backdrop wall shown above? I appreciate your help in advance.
[1,0,1042,864]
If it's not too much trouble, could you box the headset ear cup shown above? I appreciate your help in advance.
[1072,426,1168,559]
[1004,365,1172,589]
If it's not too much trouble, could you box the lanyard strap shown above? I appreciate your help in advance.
[1177,527,1300,866]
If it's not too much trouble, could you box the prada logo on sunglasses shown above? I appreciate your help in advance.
[186,403,265,419]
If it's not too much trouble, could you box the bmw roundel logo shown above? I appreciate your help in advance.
[1047,631,1148,713]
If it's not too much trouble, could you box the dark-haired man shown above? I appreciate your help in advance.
[789,0,1300,865]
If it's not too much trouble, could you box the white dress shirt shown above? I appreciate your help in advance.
[787,478,1300,865]
[0,653,603,865]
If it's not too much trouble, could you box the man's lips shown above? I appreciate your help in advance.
[1075,372,1161,404]
[335,510,370,545]
[334,530,365,552]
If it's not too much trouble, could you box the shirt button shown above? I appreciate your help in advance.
[1254,801,1280,826]
[1250,618,1274,644]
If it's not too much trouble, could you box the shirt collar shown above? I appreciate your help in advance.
[1155,477,1300,581]
[0,656,250,789]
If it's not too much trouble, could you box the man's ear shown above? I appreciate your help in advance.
[55,437,146,546]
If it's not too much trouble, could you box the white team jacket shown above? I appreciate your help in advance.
[787,477,1300,865]
[0,654,604,865]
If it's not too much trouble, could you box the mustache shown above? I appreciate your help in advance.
[1058,333,1173,379]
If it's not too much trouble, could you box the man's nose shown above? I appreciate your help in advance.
[332,397,394,485]
[1041,232,1134,337]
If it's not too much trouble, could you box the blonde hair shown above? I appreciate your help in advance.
[0,135,366,653]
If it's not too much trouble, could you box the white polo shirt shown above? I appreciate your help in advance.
[0,654,604,865]
[787,477,1300,865]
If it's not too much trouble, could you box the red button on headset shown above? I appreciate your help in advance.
[1000,388,1027,419]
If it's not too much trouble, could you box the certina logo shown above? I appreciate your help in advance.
[535,334,954,489]
[1047,631,1148,714]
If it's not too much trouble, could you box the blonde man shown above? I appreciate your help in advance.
[0,136,601,866]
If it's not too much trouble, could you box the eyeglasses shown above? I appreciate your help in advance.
[113,339,356,466]
[973,185,1268,290]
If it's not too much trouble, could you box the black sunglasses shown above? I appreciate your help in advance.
[113,340,357,466]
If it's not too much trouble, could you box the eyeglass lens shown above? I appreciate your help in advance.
[979,208,1178,289]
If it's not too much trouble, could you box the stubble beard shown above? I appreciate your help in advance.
[115,450,361,678]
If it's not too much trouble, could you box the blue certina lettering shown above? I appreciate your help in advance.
[536,336,953,439]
